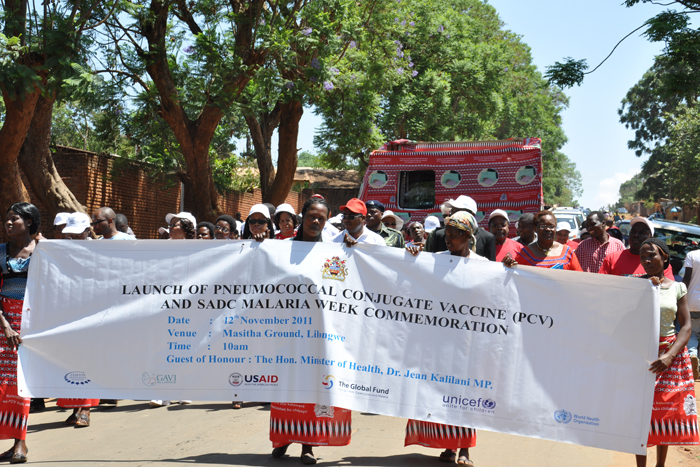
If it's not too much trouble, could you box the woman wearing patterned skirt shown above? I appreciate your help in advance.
[269,198,351,465]
[0,203,41,463]
[637,238,699,467]
[405,212,483,466]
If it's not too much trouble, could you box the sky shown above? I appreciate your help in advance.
[262,0,672,210]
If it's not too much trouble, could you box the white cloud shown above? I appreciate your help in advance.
[592,168,640,209]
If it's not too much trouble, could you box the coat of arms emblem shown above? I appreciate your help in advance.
[314,404,334,418]
[322,256,348,281]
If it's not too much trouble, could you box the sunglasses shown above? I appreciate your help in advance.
[344,213,363,221]
[249,219,267,225]
[215,225,230,233]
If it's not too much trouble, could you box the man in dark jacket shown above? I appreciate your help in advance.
[425,195,496,261]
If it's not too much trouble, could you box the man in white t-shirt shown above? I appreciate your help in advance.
[683,250,700,379]
[331,198,385,246]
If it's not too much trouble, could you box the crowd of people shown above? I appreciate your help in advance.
[0,192,697,466]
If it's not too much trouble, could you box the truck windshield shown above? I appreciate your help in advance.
[399,170,435,210]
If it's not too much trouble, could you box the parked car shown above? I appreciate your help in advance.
[552,210,583,240]
[616,220,630,246]
[650,220,700,272]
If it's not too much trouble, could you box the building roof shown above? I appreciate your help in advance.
[294,168,361,189]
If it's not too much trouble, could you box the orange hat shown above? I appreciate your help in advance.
[339,198,367,216]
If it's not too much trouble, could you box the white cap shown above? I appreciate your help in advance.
[445,195,477,215]
[488,209,509,223]
[276,203,296,217]
[328,214,344,224]
[424,216,440,233]
[54,212,71,226]
[630,217,655,236]
[248,204,271,219]
[158,227,170,235]
[62,212,91,234]
[382,210,404,230]
[165,212,197,226]
[556,222,571,233]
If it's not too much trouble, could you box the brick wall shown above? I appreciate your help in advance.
[22,149,310,239]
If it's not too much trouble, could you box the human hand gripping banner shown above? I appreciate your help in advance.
[18,240,659,454]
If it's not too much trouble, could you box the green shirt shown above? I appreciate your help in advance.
[377,224,405,248]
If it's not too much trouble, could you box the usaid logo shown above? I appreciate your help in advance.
[229,374,279,386]
[229,373,243,387]
[142,372,177,386]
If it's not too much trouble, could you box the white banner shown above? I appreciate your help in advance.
[19,240,658,454]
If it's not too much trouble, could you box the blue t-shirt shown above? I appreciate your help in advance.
[102,232,134,240]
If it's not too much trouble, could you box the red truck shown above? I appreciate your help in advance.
[358,138,543,229]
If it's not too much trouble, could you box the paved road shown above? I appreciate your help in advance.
[17,399,695,466]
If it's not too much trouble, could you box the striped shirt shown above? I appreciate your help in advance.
[574,236,625,273]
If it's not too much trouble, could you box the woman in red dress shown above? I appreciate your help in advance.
[268,198,351,465]
[503,211,582,271]
[0,203,40,463]
[636,238,699,466]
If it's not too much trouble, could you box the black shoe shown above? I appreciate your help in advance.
[29,398,45,413]
[272,444,290,458]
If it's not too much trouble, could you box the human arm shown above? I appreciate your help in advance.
[406,244,422,256]
[502,253,517,268]
[343,233,358,247]
[565,247,583,271]
[683,267,693,289]
[0,308,21,351]
[650,290,690,374]
[252,232,267,242]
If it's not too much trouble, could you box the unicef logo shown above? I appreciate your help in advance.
[65,371,90,385]
[483,399,496,410]
[554,409,572,424]
[229,373,243,387]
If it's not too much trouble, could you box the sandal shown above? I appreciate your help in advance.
[457,456,474,466]
[439,450,456,463]
[64,413,78,425]
[9,449,28,464]
[75,412,90,427]
[232,401,241,410]
[301,452,317,465]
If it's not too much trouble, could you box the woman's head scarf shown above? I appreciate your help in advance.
[445,211,478,236]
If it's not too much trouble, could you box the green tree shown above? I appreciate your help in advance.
[314,0,581,205]
[665,105,700,207]
[101,0,376,221]
[616,172,646,207]
[0,0,113,218]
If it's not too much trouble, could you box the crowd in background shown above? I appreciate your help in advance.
[0,193,698,466]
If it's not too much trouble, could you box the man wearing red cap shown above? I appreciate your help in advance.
[332,198,385,246]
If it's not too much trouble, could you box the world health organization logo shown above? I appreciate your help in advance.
[554,409,572,424]
[321,257,348,281]
[322,375,335,389]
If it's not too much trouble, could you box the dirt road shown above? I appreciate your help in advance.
[16,398,700,466]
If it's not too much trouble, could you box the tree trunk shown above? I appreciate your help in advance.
[136,0,264,223]
[266,100,303,205]
[0,84,42,220]
[18,94,87,223]
[245,103,281,201]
